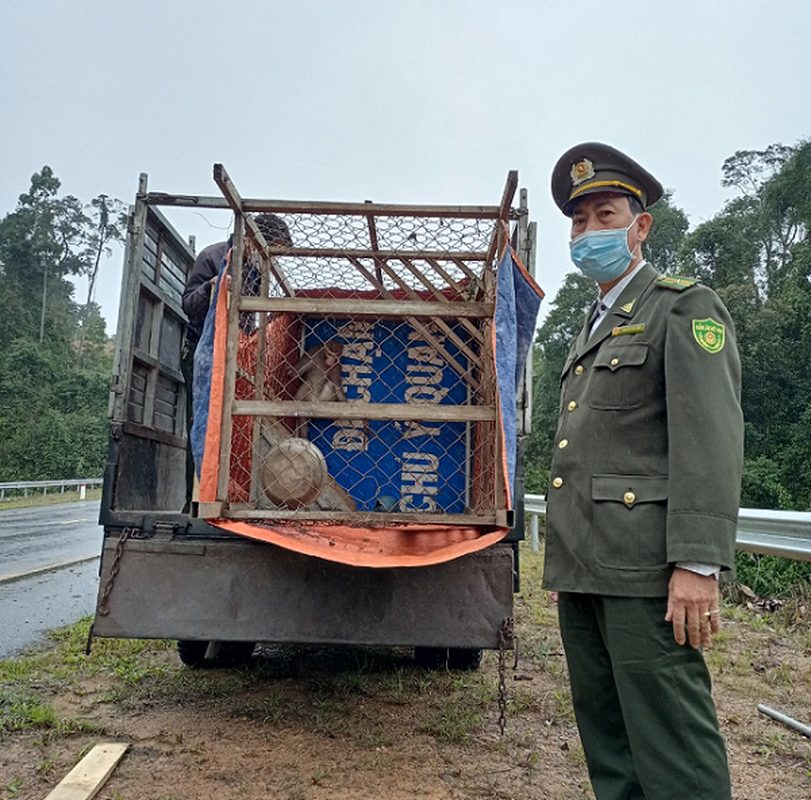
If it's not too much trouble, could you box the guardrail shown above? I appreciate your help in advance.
[2,483,810,561]
[0,479,104,501]
[524,494,811,563]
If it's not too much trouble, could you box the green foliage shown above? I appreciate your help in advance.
[646,190,689,274]
[0,167,120,480]
[422,695,483,743]
[0,687,59,735]
[0,336,110,480]
[734,550,811,598]
[0,408,108,481]
[678,197,763,291]
[526,273,593,492]
[741,456,793,510]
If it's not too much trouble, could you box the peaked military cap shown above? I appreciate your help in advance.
[551,142,664,216]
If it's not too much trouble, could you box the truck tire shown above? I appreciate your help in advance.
[448,647,483,671]
[218,641,256,666]
[414,646,482,671]
[176,640,256,668]
[176,640,209,667]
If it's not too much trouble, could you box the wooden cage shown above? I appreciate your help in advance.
[169,166,534,529]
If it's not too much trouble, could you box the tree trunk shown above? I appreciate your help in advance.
[39,259,48,344]
[77,225,106,365]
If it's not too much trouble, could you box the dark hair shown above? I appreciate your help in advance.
[255,214,293,246]
[627,196,645,216]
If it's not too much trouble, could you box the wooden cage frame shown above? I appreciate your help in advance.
[146,165,533,528]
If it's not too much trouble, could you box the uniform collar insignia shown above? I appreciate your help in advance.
[619,299,635,314]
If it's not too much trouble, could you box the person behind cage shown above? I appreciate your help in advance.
[182,213,293,339]
[542,142,744,800]
[180,213,293,511]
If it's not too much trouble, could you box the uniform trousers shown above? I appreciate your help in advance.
[558,592,731,800]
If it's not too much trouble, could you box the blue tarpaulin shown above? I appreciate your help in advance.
[190,266,225,476]
[495,245,544,500]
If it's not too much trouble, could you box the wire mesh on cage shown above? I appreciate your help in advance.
[206,210,503,521]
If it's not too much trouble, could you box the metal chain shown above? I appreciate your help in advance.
[96,527,134,616]
[497,616,515,736]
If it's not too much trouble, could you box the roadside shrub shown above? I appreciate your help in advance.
[734,550,811,597]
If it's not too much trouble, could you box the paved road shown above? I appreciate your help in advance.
[0,500,102,658]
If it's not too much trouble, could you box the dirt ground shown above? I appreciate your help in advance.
[1,545,810,800]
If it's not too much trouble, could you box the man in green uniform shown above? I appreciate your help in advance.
[543,142,743,799]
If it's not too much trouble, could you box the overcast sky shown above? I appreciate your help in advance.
[2,0,810,331]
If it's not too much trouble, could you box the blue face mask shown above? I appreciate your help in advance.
[569,216,639,282]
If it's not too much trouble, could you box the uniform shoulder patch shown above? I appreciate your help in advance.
[656,275,699,292]
[692,318,725,353]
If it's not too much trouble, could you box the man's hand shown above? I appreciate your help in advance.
[665,567,721,649]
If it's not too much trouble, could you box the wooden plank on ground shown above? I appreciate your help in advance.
[44,743,129,800]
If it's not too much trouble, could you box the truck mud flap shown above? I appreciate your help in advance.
[92,536,513,649]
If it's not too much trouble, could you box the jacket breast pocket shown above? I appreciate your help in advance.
[588,341,649,410]
[592,474,668,571]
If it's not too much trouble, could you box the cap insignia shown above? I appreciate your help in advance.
[571,158,595,187]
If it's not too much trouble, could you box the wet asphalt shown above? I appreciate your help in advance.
[0,500,102,658]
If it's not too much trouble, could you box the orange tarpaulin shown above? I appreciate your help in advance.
[212,519,510,568]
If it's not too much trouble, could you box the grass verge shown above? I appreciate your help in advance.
[0,488,102,511]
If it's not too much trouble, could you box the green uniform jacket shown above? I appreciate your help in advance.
[542,263,744,597]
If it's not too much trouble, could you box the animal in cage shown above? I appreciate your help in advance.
[291,339,346,437]
[292,340,345,402]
